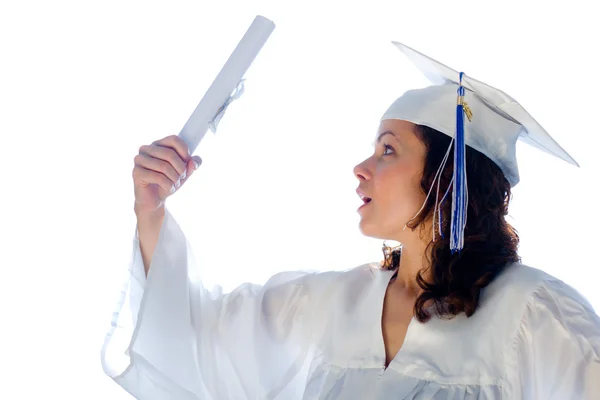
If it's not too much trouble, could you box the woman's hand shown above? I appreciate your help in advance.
[132,135,202,215]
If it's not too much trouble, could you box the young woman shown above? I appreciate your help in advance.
[102,43,600,399]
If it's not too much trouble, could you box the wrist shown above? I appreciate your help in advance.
[134,203,165,223]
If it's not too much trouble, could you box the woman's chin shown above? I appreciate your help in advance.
[359,218,407,242]
[358,219,386,240]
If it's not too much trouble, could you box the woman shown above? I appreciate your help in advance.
[101,43,600,399]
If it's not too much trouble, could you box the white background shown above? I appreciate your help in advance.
[1,0,599,398]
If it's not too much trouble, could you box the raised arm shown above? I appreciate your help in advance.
[131,135,201,275]
[102,135,340,399]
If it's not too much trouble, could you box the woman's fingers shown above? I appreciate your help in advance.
[180,155,203,185]
[138,143,187,177]
[132,164,175,193]
[189,155,202,174]
[134,153,181,186]
[152,135,191,165]
[132,135,200,207]
[192,156,202,170]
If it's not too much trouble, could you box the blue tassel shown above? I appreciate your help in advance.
[450,72,469,253]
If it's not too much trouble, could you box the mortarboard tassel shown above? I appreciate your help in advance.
[450,72,472,253]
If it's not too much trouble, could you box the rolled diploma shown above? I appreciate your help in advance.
[178,15,275,154]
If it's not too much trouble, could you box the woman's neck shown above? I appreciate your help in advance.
[392,227,433,295]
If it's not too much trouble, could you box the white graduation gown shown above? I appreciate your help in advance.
[101,209,600,399]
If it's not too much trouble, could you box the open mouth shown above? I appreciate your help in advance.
[358,196,372,210]
[356,189,372,210]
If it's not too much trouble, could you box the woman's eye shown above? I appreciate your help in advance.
[383,144,394,155]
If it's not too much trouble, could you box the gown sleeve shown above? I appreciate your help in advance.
[508,279,600,399]
[100,208,340,400]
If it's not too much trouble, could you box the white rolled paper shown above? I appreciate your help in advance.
[178,15,276,154]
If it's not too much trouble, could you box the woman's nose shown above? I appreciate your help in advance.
[354,160,371,181]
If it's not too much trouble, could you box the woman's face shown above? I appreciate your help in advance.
[354,119,428,240]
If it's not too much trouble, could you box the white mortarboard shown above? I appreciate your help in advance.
[380,42,579,252]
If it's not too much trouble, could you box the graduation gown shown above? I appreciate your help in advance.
[101,209,600,399]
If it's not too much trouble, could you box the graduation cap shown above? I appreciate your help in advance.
[381,41,578,252]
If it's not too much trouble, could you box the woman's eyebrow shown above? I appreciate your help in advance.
[372,130,399,147]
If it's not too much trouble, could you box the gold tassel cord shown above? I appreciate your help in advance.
[462,101,473,122]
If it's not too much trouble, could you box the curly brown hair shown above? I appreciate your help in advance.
[382,125,521,323]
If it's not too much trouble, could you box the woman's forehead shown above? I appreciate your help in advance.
[373,120,418,145]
